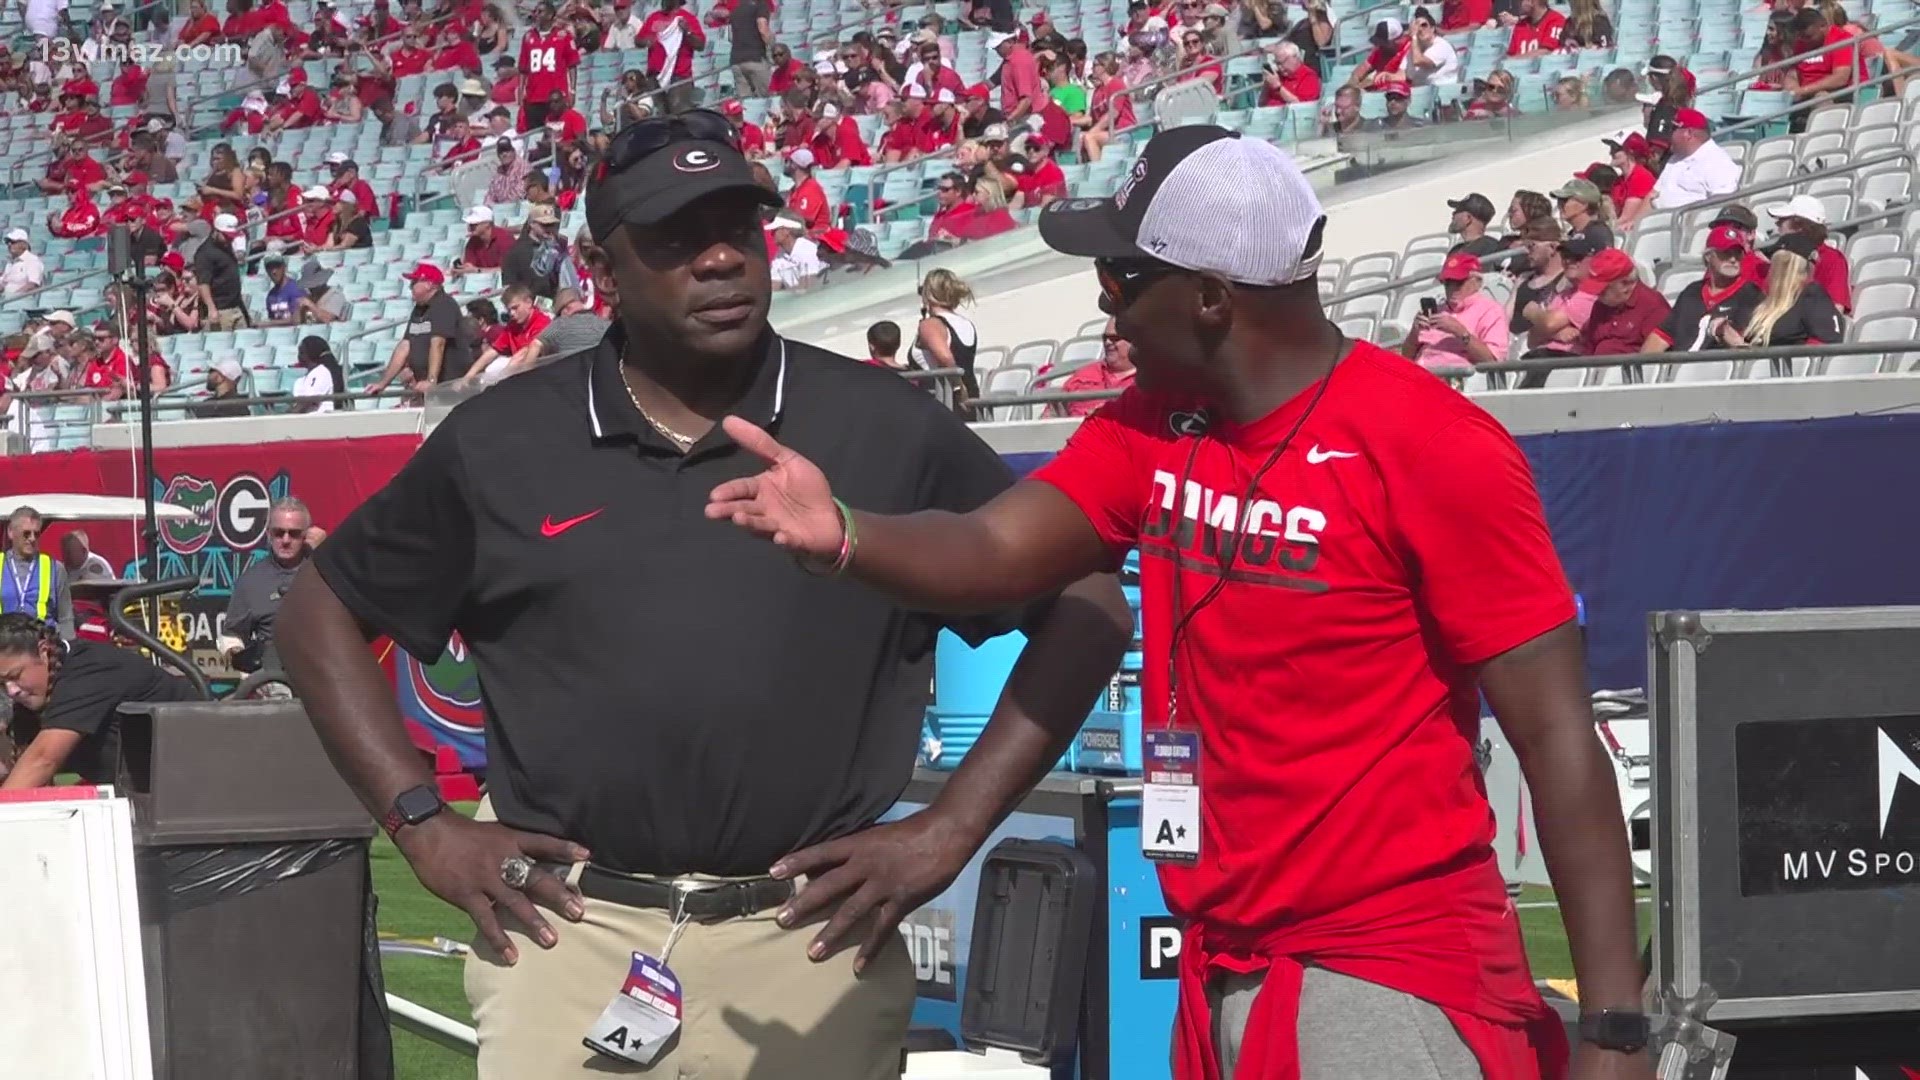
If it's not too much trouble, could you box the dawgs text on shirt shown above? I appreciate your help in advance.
[1031,340,1573,1080]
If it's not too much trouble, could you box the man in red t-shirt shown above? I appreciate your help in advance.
[1507,0,1567,54]
[882,85,931,163]
[707,126,1651,1080]
[325,155,380,218]
[518,3,580,129]
[1602,131,1657,229]
[638,0,707,110]
[1260,41,1322,105]
[466,283,552,384]
[1787,8,1858,114]
[782,148,830,231]
[1006,133,1067,209]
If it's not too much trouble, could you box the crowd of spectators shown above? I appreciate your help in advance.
[1403,104,1851,385]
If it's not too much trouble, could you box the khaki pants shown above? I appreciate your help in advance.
[212,307,246,331]
[463,808,913,1078]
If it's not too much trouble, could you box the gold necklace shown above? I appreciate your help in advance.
[621,372,697,450]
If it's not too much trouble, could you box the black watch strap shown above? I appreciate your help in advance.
[382,783,448,839]
[1578,1008,1652,1052]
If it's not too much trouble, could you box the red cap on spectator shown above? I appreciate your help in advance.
[965,83,991,101]
[1437,252,1481,282]
[161,251,185,272]
[1704,223,1747,252]
[288,68,309,87]
[1573,161,1605,180]
[721,99,743,117]
[401,261,445,285]
[1672,107,1709,131]
[1030,9,1048,23]
[126,170,150,186]
[1587,248,1637,283]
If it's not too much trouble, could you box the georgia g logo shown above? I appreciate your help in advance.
[673,148,719,172]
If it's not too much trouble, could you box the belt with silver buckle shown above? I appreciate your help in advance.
[578,866,794,921]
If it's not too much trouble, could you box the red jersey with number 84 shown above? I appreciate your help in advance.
[519,29,580,104]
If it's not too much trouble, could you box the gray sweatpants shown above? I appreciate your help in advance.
[1211,967,1482,1079]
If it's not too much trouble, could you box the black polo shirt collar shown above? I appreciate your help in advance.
[586,321,788,453]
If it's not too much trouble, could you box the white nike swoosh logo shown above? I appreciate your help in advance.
[1306,445,1358,464]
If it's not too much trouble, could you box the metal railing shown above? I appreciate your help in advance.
[1715,56,1914,141]
[1691,13,1920,101]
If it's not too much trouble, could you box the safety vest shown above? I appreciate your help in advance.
[2,553,54,620]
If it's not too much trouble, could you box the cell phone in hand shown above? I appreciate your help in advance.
[1420,297,1439,316]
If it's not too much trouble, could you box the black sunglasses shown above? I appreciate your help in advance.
[1095,257,1185,309]
[596,109,739,181]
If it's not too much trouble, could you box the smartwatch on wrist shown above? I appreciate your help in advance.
[382,783,448,839]
[1578,1009,1652,1053]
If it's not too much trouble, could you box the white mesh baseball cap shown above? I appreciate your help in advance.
[1038,126,1326,287]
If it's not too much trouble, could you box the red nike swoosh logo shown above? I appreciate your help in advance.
[540,509,604,538]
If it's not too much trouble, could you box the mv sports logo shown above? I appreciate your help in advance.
[1734,716,1920,896]
[1138,470,1329,590]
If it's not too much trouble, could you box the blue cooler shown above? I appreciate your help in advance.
[926,629,1072,771]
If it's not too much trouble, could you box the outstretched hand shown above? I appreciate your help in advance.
[707,416,846,563]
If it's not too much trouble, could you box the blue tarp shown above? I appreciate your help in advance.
[1004,412,1920,690]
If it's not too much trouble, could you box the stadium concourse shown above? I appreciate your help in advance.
[0,0,1918,439]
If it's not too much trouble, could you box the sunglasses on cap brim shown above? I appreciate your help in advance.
[595,109,740,181]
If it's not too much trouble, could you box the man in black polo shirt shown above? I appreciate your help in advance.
[277,111,1129,1079]
[367,261,475,394]
[1640,224,1761,354]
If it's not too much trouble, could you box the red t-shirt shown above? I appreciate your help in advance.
[435,40,483,72]
[1031,342,1572,1076]
[1813,243,1852,313]
[1441,0,1491,29]
[881,115,924,157]
[1610,162,1655,214]
[786,175,830,231]
[52,154,107,192]
[389,45,434,78]
[519,28,581,103]
[110,65,148,107]
[490,310,551,356]
[223,11,258,38]
[1796,25,1859,86]
[286,88,325,127]
[178,12,221,42]
[1363,39,1413,84]
[1507,8,1566,54]
[299,208,336,247]
[738,120,768,156]
[1260,65,1322,106]
[639,9,706,81]
[1014,157,1067,202]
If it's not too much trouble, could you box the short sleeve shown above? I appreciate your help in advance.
[429,297,458,339]
[1028,391,1153,564]
[912,406,1051,647]
[1651,293,1688,345]
[1394,413,1575,665]
[311,424,475,659]
[39,651,123,737]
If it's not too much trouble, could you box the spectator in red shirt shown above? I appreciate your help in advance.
[464,283,553,385]
[638,0,707,110]
[1507,0,1567,54]
[882,85,931,163]
[223,0,258,41]
[1348,17,1414,88]
[1786,7,1858,127]
[814,102,872,168]
[1602,130,1656,228]
[178,0,222,43]
[1260,40,1322,105]
[539,90,588,143]
[40,145,109,198]
[110,63,148,107]
[49,191,105,240]
[452,205,517,272]
[922,89,962,154]
[783,148,831,232]
[295,186,338,251]
[1051,318,1136,417]
[1582,252,1672,357]
[1441,0,1492,30]
[1081,55,1138,163]
[722,99,770,157]
[926,172,982,243]
[519,3,582,128]
[913,38,969,99]
[389,29,435,78]
[707,125,1646,1080]
[1005,133,1068,209]
[767,43,804,94]
[267,73,326,133]
[1764,194,1852,313]
[221,93,271,137]
[991,29,1048,122]
[324,155,380,218]
[435,26,486,74]
[1178,28,1226,95]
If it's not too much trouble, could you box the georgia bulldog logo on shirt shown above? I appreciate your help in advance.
[1114,159,1150,210]
[1140,470,1328,587]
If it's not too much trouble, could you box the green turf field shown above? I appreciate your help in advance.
[373,810,1640,1080]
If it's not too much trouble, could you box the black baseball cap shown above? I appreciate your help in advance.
[1708,203,1758,230]
[1448,193,1495,223]
[1559,234,1601,260]
[586,130,781,243]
